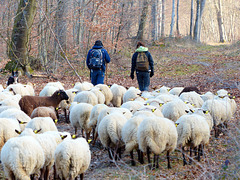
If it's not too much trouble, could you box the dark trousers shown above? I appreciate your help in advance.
[136,71,150,91]
[90,69,105,85]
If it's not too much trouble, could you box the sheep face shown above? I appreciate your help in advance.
[57,90,69,100]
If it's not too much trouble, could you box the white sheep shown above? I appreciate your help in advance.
[0,84,3,92]
[18,128,70,180]
[216,89,228,98]
[0,118,23,158]
[0,91,21,102]
[144,98,164,111]
[122,111,156,165]
[1,135,45,179]
[54,137,91,180]
[74,81,93,91]
[121,100,145,114]
[5,83,34,96]
[155,93,176,104]
[90,86,105,104]
[73,90,98,106]
[110,84,127,107]
[200,91,215,102]
[175,111,211,165]
[98,112,128,160]
[201,97,232,137]
[69,102,93,140]
[88,104,108,138]
[169,87,184,96]
[137,116,177,169]
[95,84,113,105]
[39,85,60,97]
[45,81,65,90]
[123,87,141,103]
[25,117,58,133]
[152,85,170,95]
[0,99,21,109]
[0,108,31,130]
[0,106,18,113]
[162,98,193,122]
[136,105,164,117]
[179,91,204,108]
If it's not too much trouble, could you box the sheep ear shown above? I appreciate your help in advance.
[61,135,68,140]
[88,139,92,144]
[58,92,60,95]
[190,109,194,113]
[54,119,58,124]
[34,129,41,134]
[203,110,209,114]
[159,103,163,107]
[130,109,133,113]
[175,123,179,127]
[123,112,126,114]
[185,110,189,113]
[17,119,27,124]
[15,129,21,134]
[151,108,155,112]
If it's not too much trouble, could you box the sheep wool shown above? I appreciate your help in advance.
[121,101,145,114]
[54,137,91,180]
[39,85,60,97]
[69,102,94,138]
[74,81,93,92]
[30,106,57,121]
[26,117,58,133]
[179,91,204,108]
[123,87,141,103]
[88,104,109,129]
[95,84,113,105]
[73,91,98,106]
[90,87,105,104]
[110,84,127,107]
[1,135,45,180]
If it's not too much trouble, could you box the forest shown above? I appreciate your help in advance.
[0,0,239,179]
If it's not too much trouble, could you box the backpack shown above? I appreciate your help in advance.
[136,52,149,71]
[89,49,103,69]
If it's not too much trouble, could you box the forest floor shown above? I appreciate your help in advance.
[0,39,239,179]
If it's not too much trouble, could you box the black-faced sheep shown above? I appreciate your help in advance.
[19,90,69,117]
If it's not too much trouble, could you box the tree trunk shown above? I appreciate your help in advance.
[151,0,157,41]
[214,0,225,42]
[194,0,206,42]
[176,0,180,36]
[161,0,165,37]
[8,0,37,77]
[136,0,149,41]
[169,0,175,37]
[190,0,194,38]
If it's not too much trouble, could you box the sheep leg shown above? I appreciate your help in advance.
[92,132,98,146]
[154,154,159,169]
[86,131,91,142]
[39,167,45,180]
[117,146,122,160]
[114,141,119,160]
[197,145,201,162]
[137,149,144,164]
[53,164,57,180]
[182,147,187,166]
[64,109,69,123]
[74,127,78,135]
[147,146,152,169]
[55,109,59,119]
[92,128,95,140]
[130,150,136,166]
[167,151,171,169]
[80,173,84,180]
[108,148,113,160]
[81,129,85,138]
[189,147,193,164]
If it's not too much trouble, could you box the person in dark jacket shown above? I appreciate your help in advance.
[86,40,111,85]
[130,41,154,91]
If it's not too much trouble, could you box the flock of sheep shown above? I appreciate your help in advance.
[0,80,237,179]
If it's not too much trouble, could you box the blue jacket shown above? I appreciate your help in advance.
[131,46,154,74]
[86,45,111,72]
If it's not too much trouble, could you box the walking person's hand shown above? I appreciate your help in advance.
[150,71,154,77]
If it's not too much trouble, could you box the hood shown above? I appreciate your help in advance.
[92,45,103,49]
[135,46,148,52]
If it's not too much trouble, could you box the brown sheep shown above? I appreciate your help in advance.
[19,90,69,117]
[30,106,58,122]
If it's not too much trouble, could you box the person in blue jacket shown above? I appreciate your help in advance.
[86,40,111,85]
[130,41,154,91]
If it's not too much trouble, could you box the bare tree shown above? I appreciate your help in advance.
[214,0,225,42]
[161,0,165,37]
[194,0,206,42]
[151,0,158,41]
[169,0,175,37]
[190,0,194,38]
[136,0,150,41]
[176,0,180,36]
[8,0,37,77]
